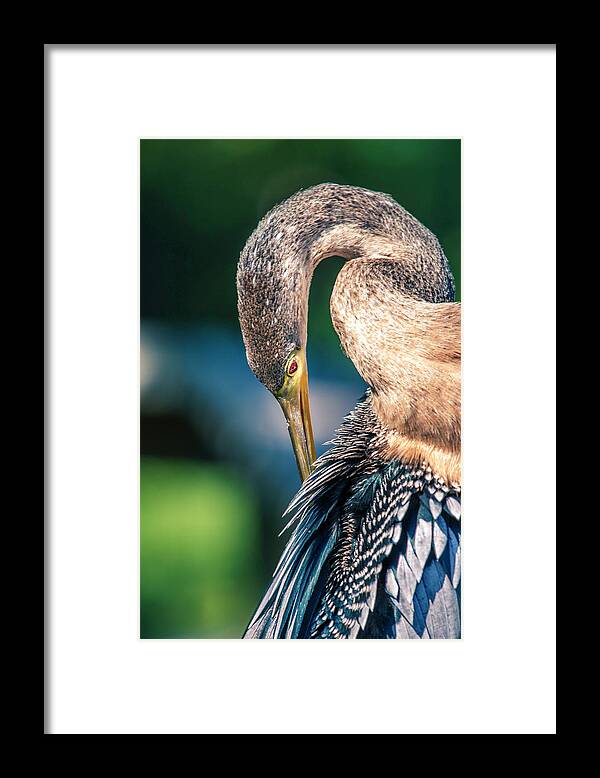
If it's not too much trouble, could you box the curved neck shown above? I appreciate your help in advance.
[237,185,458,451]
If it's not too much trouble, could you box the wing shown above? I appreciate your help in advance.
[307,463,461,639]
[364,489,461,639]
[243,396,375,639]
[242,486,340,639]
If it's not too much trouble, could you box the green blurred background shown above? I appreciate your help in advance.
[140,139,460,638]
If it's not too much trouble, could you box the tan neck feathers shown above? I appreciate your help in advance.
[330,257,461,484]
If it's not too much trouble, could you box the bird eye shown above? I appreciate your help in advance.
[287,359,298,376]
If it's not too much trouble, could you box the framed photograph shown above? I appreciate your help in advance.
[46,44,556,734]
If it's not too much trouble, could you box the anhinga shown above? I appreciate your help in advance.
[236,183,461,639]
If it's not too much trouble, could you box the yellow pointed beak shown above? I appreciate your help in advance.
[277,353,316,483]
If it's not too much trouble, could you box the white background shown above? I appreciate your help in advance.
[47,45,556,734]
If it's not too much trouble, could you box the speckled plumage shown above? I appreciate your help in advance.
[237,183,461,639]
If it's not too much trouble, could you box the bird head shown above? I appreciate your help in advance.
[236,202,316,483]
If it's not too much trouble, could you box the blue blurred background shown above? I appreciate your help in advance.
[140,139,461,638]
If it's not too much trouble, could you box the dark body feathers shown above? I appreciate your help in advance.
[244,393,461,640]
